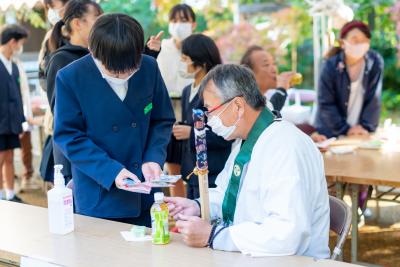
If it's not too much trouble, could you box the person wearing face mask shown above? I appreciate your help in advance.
[315,21,383,138]
[172,34,231,199]
[39,0,103,185]
[156,4,197,196]
[39,0,70,91]
[0,25,29,202]
[53,14,175,226]
[164,64,330,258]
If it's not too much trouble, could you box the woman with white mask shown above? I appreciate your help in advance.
[172,34,231,199]
[315,20,383,138]
[315,21,383,213]
[39,0,70,91]
[157,4,197,197]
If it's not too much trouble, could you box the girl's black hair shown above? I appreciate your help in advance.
[89,13,144,73]
[169,4,196,22]
[181,33,222,73]
[49,0,103,52]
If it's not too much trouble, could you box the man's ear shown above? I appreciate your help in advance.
[191,22,197,31]
[234,97,245,117]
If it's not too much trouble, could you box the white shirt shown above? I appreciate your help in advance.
[93,58,128,101]
[15,59,33,132]
[157,38,193,97]
[208,121,330,259]
[347,62,365,126]
[189,83,200,102]
[0,52,13,75]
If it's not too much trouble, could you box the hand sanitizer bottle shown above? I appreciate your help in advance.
[47,165,74,234]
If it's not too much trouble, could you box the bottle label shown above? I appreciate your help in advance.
[151,209,170,244]
[63,195,74,228]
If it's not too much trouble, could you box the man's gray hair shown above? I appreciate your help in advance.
[199,64,266,110]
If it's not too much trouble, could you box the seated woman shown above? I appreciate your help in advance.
[315,20,383,138]
[172,34,232,199]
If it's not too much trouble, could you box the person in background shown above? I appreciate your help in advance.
[38,0,70,184]
[172,34,231,199]
[14,58,38,191]
[165,64,330,259]
[315,20,383,138]
[241,45,327,143]
[315,20,384,212]
[39,0,70,91]
[0,25,29,202]
[53,14,175,226]
[44,0,103,185]
[157,4,197,196]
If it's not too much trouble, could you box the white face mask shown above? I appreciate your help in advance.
[344,41,370,60]
[178,61,198,79]
[47,8,62,26]
[207,101,240,140]
[13,46,23,57]
[93,57,136,86]
[168,23,192,41]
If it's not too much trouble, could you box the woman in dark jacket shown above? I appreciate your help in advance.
[315,20,384,138]
[40,0,103,183]
[172,34,232,199]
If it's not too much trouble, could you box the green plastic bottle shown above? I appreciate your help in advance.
[151,192,170,244]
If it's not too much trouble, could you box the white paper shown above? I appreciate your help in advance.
[120,231,152,242]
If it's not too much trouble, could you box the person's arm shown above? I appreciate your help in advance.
[316,61,350,137]
[144,43,160,59]
[269,88,287,111]
[53,73,124,190]
[142,63,175,167]
[359,54,384,132]
[227,174,311,256]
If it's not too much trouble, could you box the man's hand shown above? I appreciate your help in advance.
[147,31,164,52]
[173,125,191,140]
[176,214,212,247]
[164,197,200,219]
[142,162,162,182]
[347,125,369,136]
[115,168,141,189]
[276,71,295,90]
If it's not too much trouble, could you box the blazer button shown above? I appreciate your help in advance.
[112,125,119,132]
[131,122,137,128]
[133,163,139,169]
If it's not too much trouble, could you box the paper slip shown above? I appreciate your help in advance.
[316,137,337,149]
[121,231,152,242]
[120,180,152,194]
[158,174,182,183]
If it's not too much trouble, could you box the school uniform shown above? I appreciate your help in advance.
[0,53,24,151]
[53,54,175,225]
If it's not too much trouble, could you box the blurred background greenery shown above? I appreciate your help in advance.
[1,0,400,120]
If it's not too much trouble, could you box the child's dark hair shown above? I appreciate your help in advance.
[89,13,144,73]
[182,34,222,73]
[0,24,29,45]
[169,4,196,22]
[49,0,103,52]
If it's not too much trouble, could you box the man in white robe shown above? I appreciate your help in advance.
[165,64,330,259]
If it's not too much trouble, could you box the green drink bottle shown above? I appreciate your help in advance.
[151,192,170,244]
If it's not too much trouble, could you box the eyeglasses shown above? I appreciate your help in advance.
[204,95,242,117]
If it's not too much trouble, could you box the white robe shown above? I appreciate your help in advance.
[208,120,330,259]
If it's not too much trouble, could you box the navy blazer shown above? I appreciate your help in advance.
[180,85,232,187]
[315,50,383,138]
[54,55,175,218]
[0,61,24,135]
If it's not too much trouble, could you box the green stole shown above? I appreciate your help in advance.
[222,108,275,225]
